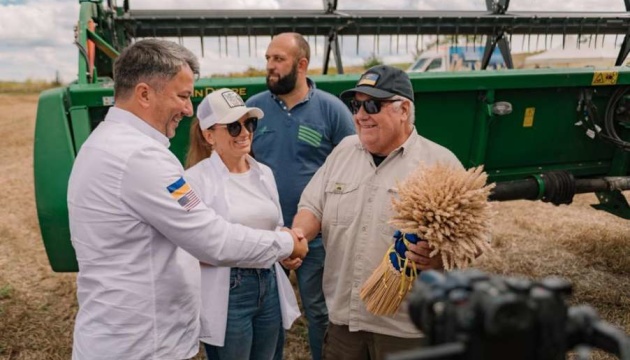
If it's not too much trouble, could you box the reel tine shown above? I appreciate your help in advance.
[454,24,459,46]
[373,34,377,55]
[615,33,619,49]
[545,23,549,50]
[200,27,205,58]
[594,21,600,49]
[247,24,251,57]
[390,34,393,54]
[562,33,566,50]
[378,33,381,55]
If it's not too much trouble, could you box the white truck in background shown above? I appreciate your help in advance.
[407,45,506,73]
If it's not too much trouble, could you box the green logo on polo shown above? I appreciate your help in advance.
[298,125,322,147]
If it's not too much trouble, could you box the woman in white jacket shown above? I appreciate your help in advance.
[185,88,301,360]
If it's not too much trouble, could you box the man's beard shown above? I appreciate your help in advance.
[266,62,298,95]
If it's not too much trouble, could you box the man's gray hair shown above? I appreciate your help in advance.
[391,95,415,125]
[113,39,200,100]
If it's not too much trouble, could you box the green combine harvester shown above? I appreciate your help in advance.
[35,0,630,272]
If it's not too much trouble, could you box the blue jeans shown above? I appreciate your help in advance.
[204,267,282,360]
[276,236,329,360]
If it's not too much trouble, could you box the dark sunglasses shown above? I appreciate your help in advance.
[348,99,400,115]
[212,117,258,137]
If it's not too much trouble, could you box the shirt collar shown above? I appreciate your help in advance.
[105,107,170,147]
[270,77,316,105]
[209,151,264,179]
[356,127,419,158]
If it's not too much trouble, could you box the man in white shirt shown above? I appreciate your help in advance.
[67,39,308,360]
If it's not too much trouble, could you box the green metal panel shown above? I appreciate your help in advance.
[69,106,93,152]
[34,88,78,272]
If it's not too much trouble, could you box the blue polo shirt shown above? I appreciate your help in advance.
[248,79,355,227]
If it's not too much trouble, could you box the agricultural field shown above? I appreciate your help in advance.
[0,92,629,360]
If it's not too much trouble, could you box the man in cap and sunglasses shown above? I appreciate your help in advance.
[291,65,463,360]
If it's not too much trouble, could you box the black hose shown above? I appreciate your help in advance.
[540,171,575,205]
[490,173,630,204]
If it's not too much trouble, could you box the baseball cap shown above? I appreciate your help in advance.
[197,88,264,129]
[340,65,414,102]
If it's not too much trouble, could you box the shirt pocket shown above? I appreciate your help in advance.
[323,180,361,226]
[296,123,324,151]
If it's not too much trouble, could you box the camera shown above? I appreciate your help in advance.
[389,269,630,360]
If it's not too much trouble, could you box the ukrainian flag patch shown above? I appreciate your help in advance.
[358,73,379,86]
[167,177,201,211]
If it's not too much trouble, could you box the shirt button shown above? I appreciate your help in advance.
[362,226,367,232]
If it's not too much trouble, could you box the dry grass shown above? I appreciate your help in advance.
[0,93,629,360]
[0,81,59,94]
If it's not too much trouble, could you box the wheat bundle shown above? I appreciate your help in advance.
[360,164,495,316]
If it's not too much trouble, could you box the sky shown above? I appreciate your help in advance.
[0,0,625,82]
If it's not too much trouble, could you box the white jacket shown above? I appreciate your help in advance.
[185,152,301,347]
[67,107,294,360]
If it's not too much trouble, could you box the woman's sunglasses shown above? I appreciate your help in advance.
[348,99,400,115]
[212,117,258,137]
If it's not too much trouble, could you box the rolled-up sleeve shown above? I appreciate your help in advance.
[120,147,293,267]
[297,157,329,221]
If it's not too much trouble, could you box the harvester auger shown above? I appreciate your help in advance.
[35,0,630,271]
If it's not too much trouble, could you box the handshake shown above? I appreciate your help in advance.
[282,227,308,270]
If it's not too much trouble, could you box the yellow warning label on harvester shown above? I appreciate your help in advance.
[592,71,618,86]
[523,107,535,127]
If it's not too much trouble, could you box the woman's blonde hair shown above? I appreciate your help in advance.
[185,118,213,169]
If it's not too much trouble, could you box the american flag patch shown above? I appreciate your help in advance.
[167,177,201,211]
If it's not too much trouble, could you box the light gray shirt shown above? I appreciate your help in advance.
[298,130,462,338]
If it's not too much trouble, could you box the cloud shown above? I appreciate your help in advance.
[0,0,78,80]
[0,0,78,47]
